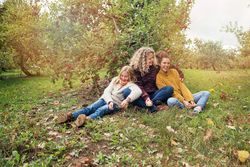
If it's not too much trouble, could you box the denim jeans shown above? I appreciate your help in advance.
[72,98,119,119]
[123,86,173,112]
[167,91,210,109]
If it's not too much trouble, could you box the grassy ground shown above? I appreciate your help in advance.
[0,69,249,166]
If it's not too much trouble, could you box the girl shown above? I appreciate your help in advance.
[127,47,184,112]
[56,66,142,127]
[156,51,210,114]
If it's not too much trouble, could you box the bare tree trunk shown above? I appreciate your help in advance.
[19,54,35,76]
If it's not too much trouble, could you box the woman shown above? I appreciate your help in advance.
[156,51,210,114]
[127,47,184,112]
[56,66,142,127]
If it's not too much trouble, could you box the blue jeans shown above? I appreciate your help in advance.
[167,91,210,109]
[123,86,173,112]
[72,99,119,119]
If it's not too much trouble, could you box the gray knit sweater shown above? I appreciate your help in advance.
[100,77,142,108]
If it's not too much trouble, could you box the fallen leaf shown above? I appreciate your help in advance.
[182,161,191,167]
[53,100,60,106]
[218,147,226,154]
[73,162,82,167]
[213,103,219,108]
[48,131,59,136]
[139,124,146,129]
[226,125,236,130]
[207,118,214,126]
[170,139,178,146]
[37,143,45,149]
[69,150,79,157]
[209,88,215,93]
[177,147,184,153]
[79,156,92,164]
[156,153,163,159]
[104,133,111,138]
[166,126,177,134]
[203,129,213,142]
[237,150,249,163]
[65,130,71,134]
[65,155,72,160]
[220,91,229,101]
[243,106,248,110]
[225,115,234,126]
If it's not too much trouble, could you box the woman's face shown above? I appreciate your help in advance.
[146,52,154,67]
[160,57,171,72]
[119,71,130,86]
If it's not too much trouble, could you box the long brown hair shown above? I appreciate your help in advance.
[155,50,171,64]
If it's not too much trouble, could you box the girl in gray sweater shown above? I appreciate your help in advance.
[56,66,142,127]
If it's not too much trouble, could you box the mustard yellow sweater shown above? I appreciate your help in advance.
[156,69,193,102]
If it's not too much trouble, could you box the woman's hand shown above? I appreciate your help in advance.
[189,101,196,108]
[108,102,114,110]
[183,100,192,109]
[145,97,153,107]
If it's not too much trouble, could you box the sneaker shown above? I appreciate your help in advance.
[156,104,169,111]
[73,114,87,127]
[189,106,202,116]
[193,106,202,113]
[56,112,72,124]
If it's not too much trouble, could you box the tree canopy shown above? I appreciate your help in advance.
[0,0,192,85]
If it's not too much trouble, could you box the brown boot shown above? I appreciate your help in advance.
[56,112,72,124]
[73,114,87,127]
[156,104,169,111]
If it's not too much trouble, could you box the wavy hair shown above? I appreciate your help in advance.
[129,47,156,76]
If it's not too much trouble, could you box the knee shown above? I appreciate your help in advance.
[122,88,131,98]
[162,86,174,94]
[202,91,210,97]
[167,98,178,107]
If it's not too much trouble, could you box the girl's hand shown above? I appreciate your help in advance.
[145,97,153,107]
[108,102,114,110]
[121,99,129,109]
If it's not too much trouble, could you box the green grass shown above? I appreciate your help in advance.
[0,69,249,166]
[0,73,62,113]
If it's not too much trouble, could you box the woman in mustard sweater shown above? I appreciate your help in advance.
[156,51,210,114]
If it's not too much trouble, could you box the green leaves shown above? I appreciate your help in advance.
[0,0,192,89]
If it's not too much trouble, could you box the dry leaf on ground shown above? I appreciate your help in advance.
[237,150,249,163]
[166,126,177,134]
[207,118,214,126]
[170,139,178,146]
[203,129,213,141]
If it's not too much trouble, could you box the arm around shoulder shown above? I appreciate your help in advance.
[170,64,184,80]
[126,83,142,102]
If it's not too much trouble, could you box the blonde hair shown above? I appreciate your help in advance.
[129,47,157,76]
[114,65,135,84]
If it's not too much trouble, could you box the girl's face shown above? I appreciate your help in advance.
[160,57,171,72]
[119,71,130,86]
[146,52,154,67]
